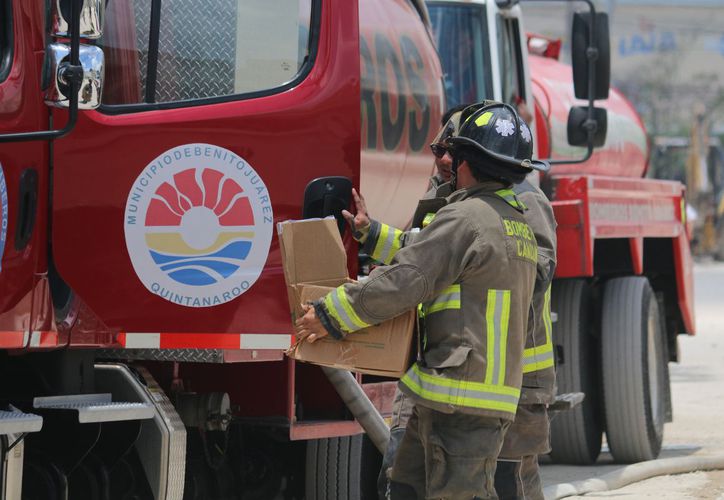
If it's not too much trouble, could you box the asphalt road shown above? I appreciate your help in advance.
[541,261,724,498]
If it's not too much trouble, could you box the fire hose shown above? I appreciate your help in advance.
[321,366,390,454]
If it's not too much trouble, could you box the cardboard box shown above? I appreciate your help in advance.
[278,217,415,377]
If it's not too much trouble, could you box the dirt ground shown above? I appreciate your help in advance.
[542,261,724,498]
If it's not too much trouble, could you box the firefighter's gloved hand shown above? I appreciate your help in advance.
[342,188,371,242]
[295,303,330,343]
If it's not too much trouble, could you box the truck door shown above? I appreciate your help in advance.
[49,0,360,335]
[0,1,49,331]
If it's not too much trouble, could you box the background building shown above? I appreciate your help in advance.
[522,0,724,138]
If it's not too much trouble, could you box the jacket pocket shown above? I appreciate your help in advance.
[424,344,472,368]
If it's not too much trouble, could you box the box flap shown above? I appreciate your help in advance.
[278,218,348,285]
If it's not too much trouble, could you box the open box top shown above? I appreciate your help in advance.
[277,217,414,377]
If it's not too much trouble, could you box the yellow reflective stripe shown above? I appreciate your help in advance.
[426,284,461,314]
[422,212,436,228]
[523,285,554,374]
[485,290,497,385]
[522,343,555,373]
[371,223,403,264]
[523,357,555,374]
[323,286,370,333]
[427,300,461,314]
[543,285,552,346]
[495,188,527,210]
[401,364,519,414]
[371,224,390,262]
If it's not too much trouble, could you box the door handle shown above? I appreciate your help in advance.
[15,168,38,250]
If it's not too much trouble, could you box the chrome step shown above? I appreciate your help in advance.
[33,393,154,423]
[0,408,43,435]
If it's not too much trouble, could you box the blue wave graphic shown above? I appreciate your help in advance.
[149,240,252,286]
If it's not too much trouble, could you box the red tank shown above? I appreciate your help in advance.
[530,54,649,178]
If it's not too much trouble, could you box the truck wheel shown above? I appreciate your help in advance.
[601,277,666,463]
[549,279,603,464]
[305,434,380,500]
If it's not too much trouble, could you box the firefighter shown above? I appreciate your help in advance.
[296,102,548,499]
[493,178,557,500]
[371,102,557,499]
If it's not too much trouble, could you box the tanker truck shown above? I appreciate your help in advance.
[427,0,694,465]
[0,0,693,499]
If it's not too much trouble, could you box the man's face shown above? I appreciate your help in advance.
[434,149,454,182]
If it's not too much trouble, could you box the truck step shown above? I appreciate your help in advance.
[549,392,585,413]
[0,408,43,435]
[33,393,154,423]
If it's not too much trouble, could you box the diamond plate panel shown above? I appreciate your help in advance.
[133,0,237,103]
[96,348,226,363]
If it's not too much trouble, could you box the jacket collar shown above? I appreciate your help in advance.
[447,180,511,203]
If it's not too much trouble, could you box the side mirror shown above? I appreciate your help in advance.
[50,0,104,39]
[571,12,610,101]
[567,106,608,148]
[44,43,105,110]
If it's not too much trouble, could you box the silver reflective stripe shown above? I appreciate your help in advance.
[524,349,554,367]
[491,293,504,385]
[375,224,401,264]
[426,285,461,313]
[327,289,359,332]
[485,289,511,386]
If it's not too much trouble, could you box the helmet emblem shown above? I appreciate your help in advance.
[520,124,532,143]
[496,119,515,137]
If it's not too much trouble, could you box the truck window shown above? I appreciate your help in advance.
[99,0,315,108]
[0,0,11,83]
[496,15,525,105]
[427,3,493,108]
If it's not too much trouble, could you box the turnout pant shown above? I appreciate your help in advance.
[379,390,549,500]
[494,404,550,500]
[388,404,509,500]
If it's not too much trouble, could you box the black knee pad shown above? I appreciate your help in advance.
[388,480,419,500]
[494,460,523,500]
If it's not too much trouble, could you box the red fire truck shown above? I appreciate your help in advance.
[0,0,693,498]
[426,0,693,466]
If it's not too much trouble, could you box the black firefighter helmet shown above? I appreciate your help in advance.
[446,102,550,176]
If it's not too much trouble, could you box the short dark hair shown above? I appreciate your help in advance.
[455,146,529,185]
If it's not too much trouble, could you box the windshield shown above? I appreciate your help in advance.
[428,2,493,108]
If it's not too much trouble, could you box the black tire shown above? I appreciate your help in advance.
[549,279,603,464]
[305,434,380,500]
[601,277,666,463]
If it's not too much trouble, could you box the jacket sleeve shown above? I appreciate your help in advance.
[517,187,557,290]
[360,220,421,265]
[316,204,482,337]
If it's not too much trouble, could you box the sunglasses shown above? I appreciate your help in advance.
[430,143,449,159]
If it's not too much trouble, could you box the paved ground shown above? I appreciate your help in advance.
[541,261,724,498]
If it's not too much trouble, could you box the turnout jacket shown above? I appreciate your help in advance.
[514,181,558,405]
[314,181,537,420]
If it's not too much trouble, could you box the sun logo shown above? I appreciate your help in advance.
[145,168,254,287]
[125,144,273,308]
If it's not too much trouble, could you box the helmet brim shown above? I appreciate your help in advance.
[447,136,551,174]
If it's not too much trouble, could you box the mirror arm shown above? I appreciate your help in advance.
[0,0,83,144]
[523,0,601,165]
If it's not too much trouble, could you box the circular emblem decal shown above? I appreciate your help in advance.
[0,163,7,273]
[124,144,273,307]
